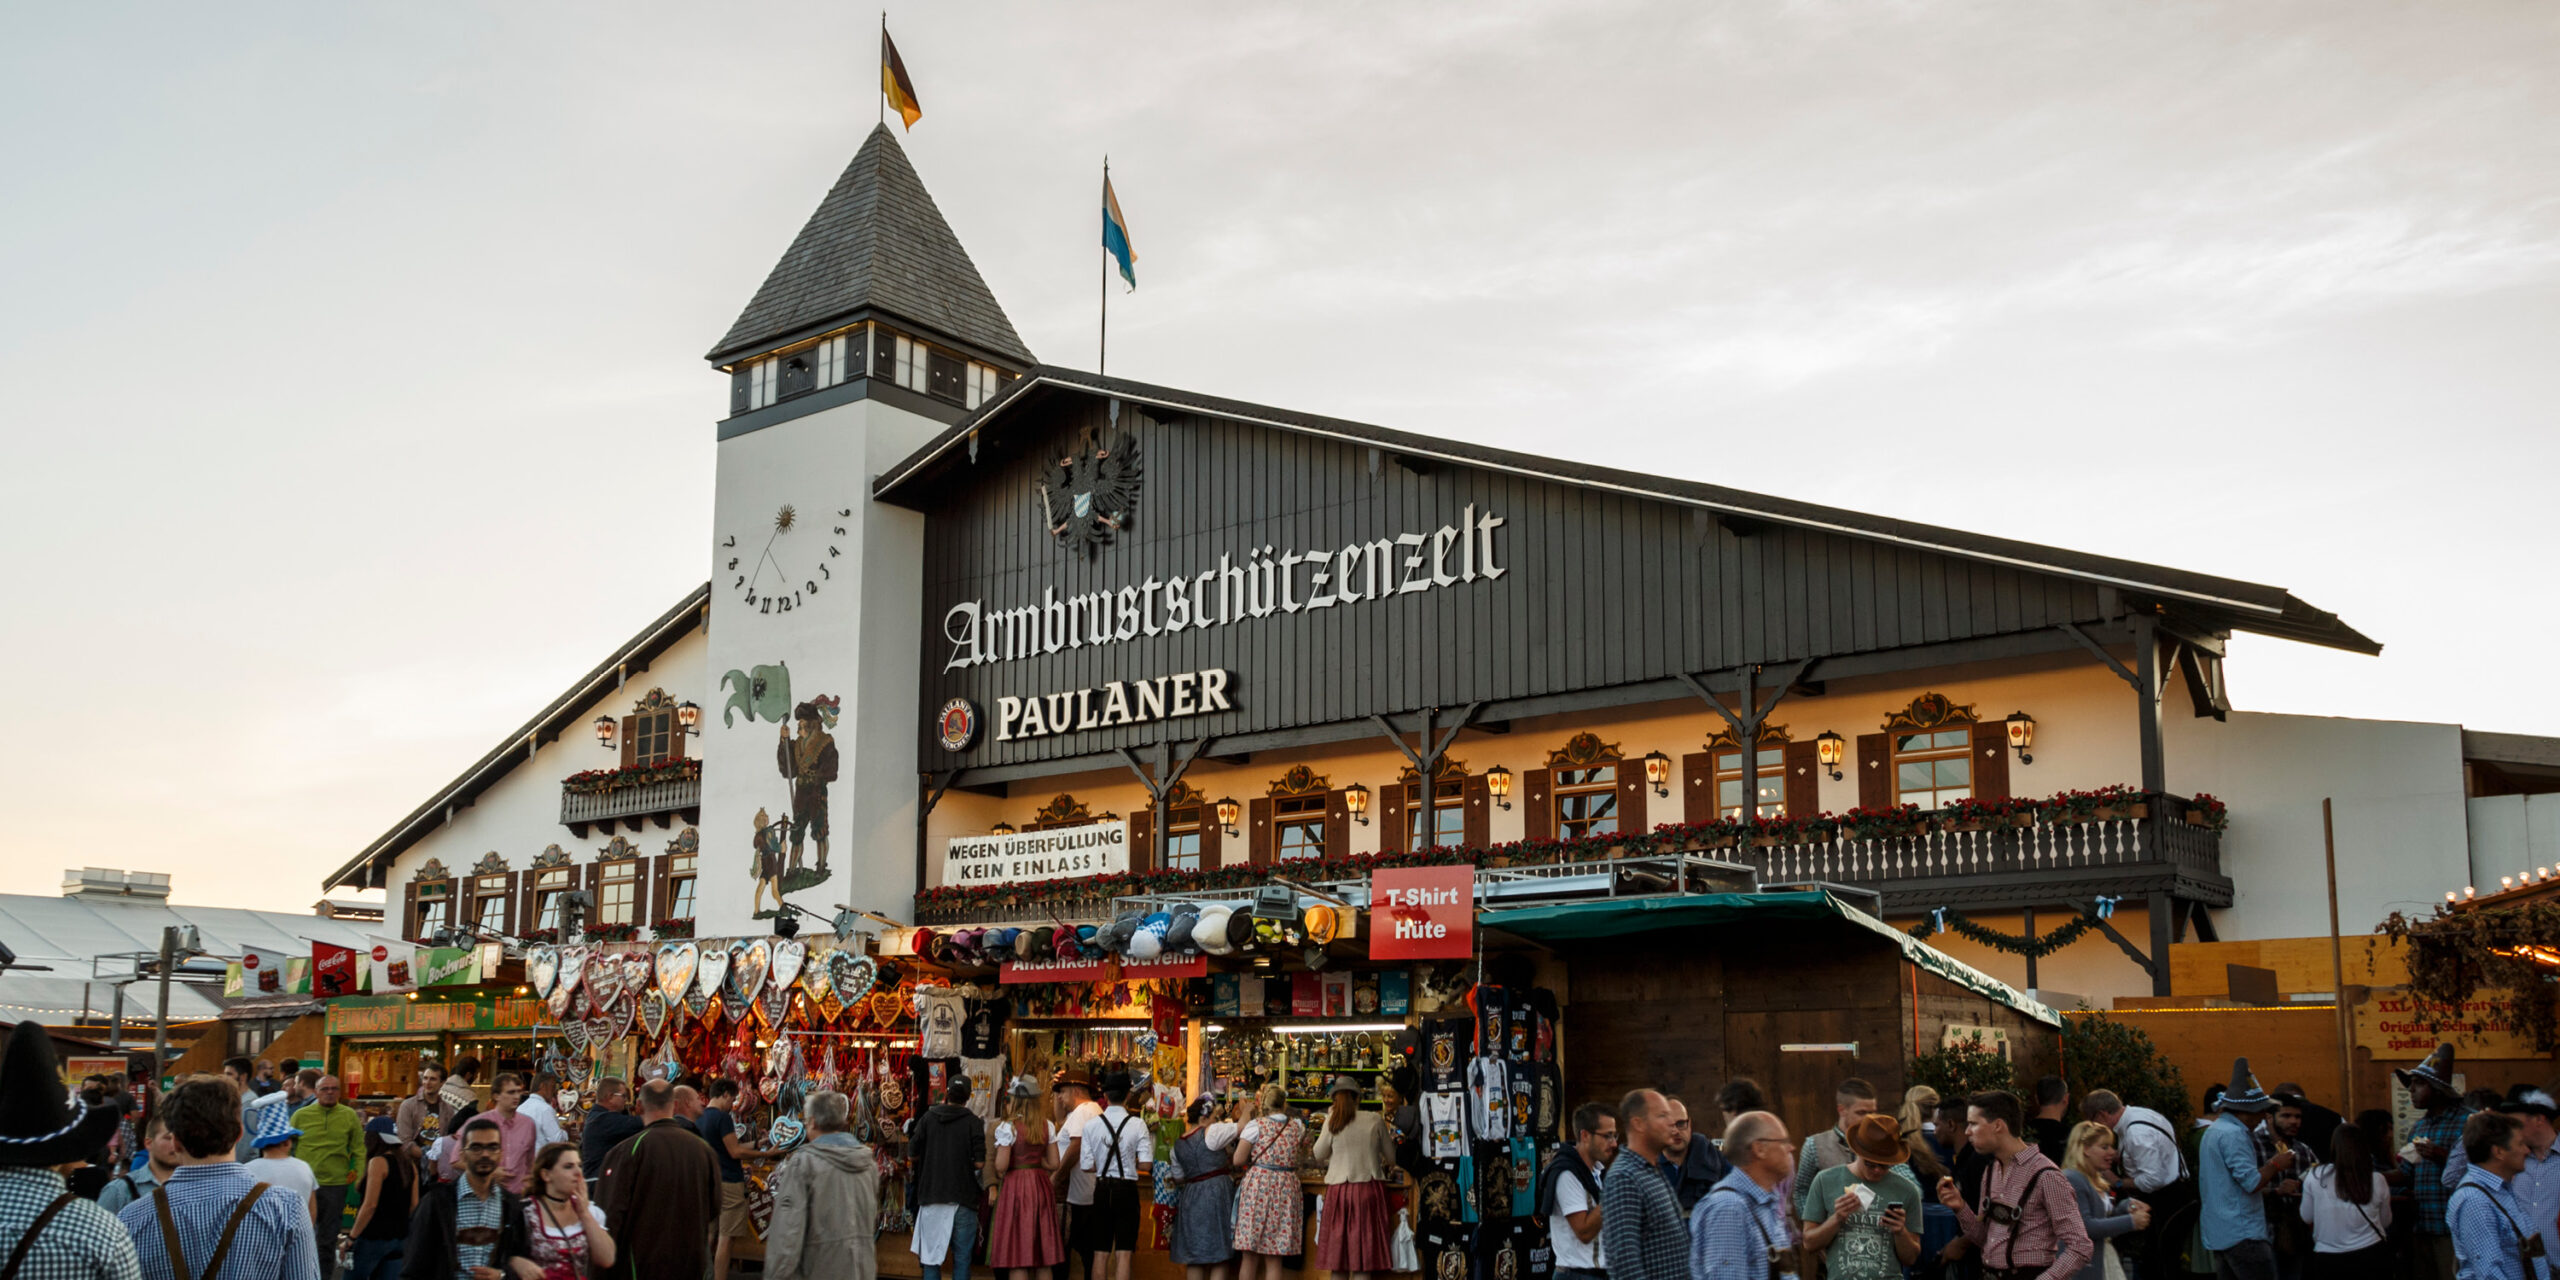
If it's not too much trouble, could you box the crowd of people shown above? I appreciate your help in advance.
[3,1018,2553,1280]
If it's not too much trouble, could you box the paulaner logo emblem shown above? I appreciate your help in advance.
[1038,424,1142,556]
[936,698,980,752]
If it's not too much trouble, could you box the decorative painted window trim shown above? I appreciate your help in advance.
[1544,733,1622,768]
[1163,780,1209,809]
[415,858,449,882]
[469,851,509,875]
[602,835,642,860]
[531,843,572,868]
[1395,757,1470,784]
[1703,724,1792,751]
[1882,692,1977,732]
[633,687,679,714]
[665,827,699,856]
[1266,764,1332,797]
[1031,793,1095,827]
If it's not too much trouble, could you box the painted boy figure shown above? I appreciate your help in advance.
[778,701,838,874]
[751,807,787,917]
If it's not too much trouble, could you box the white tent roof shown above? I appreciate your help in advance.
[0,892,381,1024]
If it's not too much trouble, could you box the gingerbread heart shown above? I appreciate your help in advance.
[620,953,652,1007]
[586,950,625,1009]
[694,942,729,1000]
[547,981,576,1021]
[831,951,876,1005]
[759,985,789,1029]
[731,938,771,1004]
[744,1177,776,1239]
[655,942,697,1004]
[769,939,806,995]
[558,945,589,997]
[684,986,711,1025]
[640,990,669,1040]
[562,1018,591,1054]
[527,946,561,998]
[867,989,903,1025]
[583,1012,614,1048]
[800,946,836,1010]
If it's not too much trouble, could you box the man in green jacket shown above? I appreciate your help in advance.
[291,1073,366,1279]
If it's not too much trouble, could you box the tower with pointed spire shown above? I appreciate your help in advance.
[696,124,1032,930]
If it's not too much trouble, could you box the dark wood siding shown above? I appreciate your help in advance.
[918,399,2110,767]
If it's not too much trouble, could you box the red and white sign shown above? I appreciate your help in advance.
[1369,865,1475,959]
[1001,958,1115,985]
[1120,954,1207,980]
[312,943,360,997]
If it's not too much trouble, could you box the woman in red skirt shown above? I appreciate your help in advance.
[1311,1076,1397,1280]
[989,1077,1065,1280]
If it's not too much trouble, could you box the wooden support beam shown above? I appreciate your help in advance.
[2070,898,2160,979]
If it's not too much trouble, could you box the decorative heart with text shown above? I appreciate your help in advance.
[561,1019,591,1054]
[744,1177,776,1239]
[640,990,669,1040]
[583,1011,614,1049]
[759,985,789,1029]
[527,946,561,998]
[547,981,576,1021]
[694,942,729,1000]
[867,989,904,1025]
[768,939,806,995]
[586,950,625,1009]
[831,951,876,1006]
[608,992,637,1044]
[684,986,711,1025]
[558,945,589,997]
[655,942,697,1004]
[731,939,771,1004]
[620,953,652,1007]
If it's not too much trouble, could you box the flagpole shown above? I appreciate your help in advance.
[1100,156,1109,377]
[879,13,887,127]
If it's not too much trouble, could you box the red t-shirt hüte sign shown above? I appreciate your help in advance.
[1369,865,1475,959]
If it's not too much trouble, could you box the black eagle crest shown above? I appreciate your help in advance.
[1037,425,1142,555]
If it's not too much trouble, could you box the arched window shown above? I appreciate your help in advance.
[406,859,454,941]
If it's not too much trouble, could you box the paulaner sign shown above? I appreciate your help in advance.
[944,820,1130,885]
[997,669,1232,742]
[941,505,1507,672]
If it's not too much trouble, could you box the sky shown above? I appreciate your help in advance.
[3,2,2555,912]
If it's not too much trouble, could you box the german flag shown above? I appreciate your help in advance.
[881,27,922,130]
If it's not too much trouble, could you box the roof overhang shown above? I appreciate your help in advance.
[874,369,2378,656]
[319,586,710,894]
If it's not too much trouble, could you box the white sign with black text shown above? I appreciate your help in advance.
[943,820,1130,886]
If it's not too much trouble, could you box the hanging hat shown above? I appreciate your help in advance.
[249,1095,304,1151]
[1846,1114,1905,1164]
[1164,912,1199,953]
[1171,901,1201,918]
[1101,914,1143,955]
[1076,924,1099,947]
[1141,912,1173,940]
[1023,928,1053,962]
[1327,1076,1364,1099]
[0,1022,123,1167]
[909,928,938,957]
[1007,1074,1043,1101]
[1196,905,1235,956]
[987,927,1020,956]
[1129,928,1164,961]
[951,929,983,963]
[1225,909,1259,952]
[2220,1057,2280,1113]
[2394,1044,2457,1095]
[1051,924,1081,960]
[1303,905,1341,945]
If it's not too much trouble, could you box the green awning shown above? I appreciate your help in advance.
[1482,892,2061,1028]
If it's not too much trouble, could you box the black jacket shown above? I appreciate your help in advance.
[582,1108,647,1176]
[403,1177,531,1280]
[910,1103,987,1207]
[1656,1134,1733,1213]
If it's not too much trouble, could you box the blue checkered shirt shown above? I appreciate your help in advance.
[117,1162,318,1280]
[1691,1169,1798,1280]
[2413,1108,2475,1235]
[0,1167,141,1280]
[454,1175,508,1278]
[2450,1166,2551,1280]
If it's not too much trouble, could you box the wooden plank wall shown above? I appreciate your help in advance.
[919,397,2111,766]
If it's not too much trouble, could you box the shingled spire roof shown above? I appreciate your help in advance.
[707,124,1034,368]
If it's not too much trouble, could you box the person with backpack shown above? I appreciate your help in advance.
[118,1073,318,1280]
[0,1021,141,1280]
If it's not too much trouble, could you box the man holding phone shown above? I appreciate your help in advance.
[405,1116,533,1280]
[1802,1115,1924,1280]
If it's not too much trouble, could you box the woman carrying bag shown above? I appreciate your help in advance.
[2298,1125,2392,1280]
[989,1077,1065,1280]
[1168,1095,1240,1280]
[1230,1083,1307,1280]
[2061,1121,2151,1280]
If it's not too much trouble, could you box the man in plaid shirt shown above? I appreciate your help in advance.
[1601,1089,1692,1280]
[1937,1090,2092,1280]
[2402,1045,2476,1280]
[0,1021,141,1280]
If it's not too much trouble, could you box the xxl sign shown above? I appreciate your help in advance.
[943,820,1130,886]
[940,505,1507,672]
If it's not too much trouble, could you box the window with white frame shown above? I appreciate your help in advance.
[474,875,509,930]
[966,361,1006,409]
[747,358,779,410]
[893,336,929,394]
[532,866,574,932]
[1893,727,1973,809]
[1553,767,1620,838]
[599,860,639,925]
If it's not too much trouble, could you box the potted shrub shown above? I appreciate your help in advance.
[649,916,696,940]
[2184,793,2229,830]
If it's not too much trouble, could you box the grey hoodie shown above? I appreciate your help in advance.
[767,1134,880,1280]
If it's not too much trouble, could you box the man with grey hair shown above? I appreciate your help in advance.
[1601,1088,1690,1280]
[1694,1111,1799,1280]
[766,1090,881,1280]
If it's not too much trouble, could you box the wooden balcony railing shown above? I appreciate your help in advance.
[560,776,701,836]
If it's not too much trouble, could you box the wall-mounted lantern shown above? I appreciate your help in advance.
[1484,766,1514,810]
[1343,784,1372,826]
[1815,731,1846,781]
[1642,751,1672,797]
[991,822,1017,836]
[676,701,702,736]
[593,716,617,751]
[1216,797,1242,836]
[2005,711,2037,766]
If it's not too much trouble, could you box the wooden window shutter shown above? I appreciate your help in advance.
[1199,816,1224,870]
[1248,799,1273,866]
[1783,741,1820,817]
[1857,733,1890,808]
[1523,769,1554,841]
[1463,774,1491,848]
[1971,721,2011,801]
[506,872,526,936]
[584,863,601,929]
[619,716,637,768]
[650,856,670,923]
[1129,809,1154,875]
[667,716,688,761]
[1381,785,1407,852]
[1682,753,1714,825]
[1612,761,1648,838]
[403,880,422,941]
[1324,790,1350,860]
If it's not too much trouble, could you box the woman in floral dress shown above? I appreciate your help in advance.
[524,1142,617,1280]
[989,1078,1065,1280]
[1229,1083,1307,1280]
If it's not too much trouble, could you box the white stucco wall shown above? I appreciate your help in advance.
[382,623,709,928]
[2465,793,2560,891]
[2165,707,2469,941]
[699,397,944,935]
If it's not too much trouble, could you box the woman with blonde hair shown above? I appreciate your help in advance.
[2060,1120,2150,1280]
[1229,1083,1306,1280]
[1898,1086,1944,1180]
[989,1077,1065,1280]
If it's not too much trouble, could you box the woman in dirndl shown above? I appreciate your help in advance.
[989,1077,1065,1280]
[1229,1082,1307,1280]
[1310,1076,1397,1280]
[1169,1094,1241,1280]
